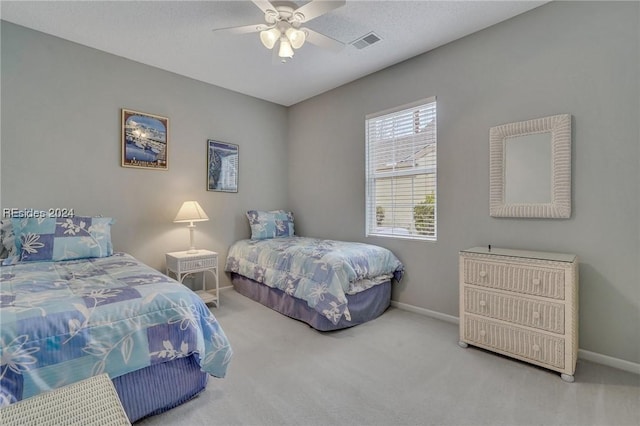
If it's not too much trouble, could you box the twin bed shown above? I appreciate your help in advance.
[0,217,232,422]
[0,210,403,421]
[225,210,404,331]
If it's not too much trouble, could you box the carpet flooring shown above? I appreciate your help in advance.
[137,289,639,426]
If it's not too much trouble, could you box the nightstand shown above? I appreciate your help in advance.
[166,250,219,307]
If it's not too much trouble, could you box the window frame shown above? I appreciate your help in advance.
[365,96,437,241]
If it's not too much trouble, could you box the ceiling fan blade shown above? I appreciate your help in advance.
[251,0,278,15]
[294,0,346,23]
[304,28,344,52]
[212,23,270,35]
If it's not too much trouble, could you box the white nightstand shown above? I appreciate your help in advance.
[165,250,219,307]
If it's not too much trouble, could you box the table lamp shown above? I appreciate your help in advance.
[174,201,209,253]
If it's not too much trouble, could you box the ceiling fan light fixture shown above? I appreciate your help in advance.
[259,27,280,49]
[278,37,294,58]
[214,0,347,61]
[285,27,306,49]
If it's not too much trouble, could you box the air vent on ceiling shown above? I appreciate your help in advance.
[350,32,382,50]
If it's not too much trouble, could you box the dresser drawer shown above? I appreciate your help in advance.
[463,315,565,370]
[463,287,565,334]
[463,258,565,299]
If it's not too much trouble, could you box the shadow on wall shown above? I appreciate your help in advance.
[578,262,640,367]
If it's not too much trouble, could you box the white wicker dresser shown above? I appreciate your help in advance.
[458,247,578,382]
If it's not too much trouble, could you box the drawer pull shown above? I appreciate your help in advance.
[479,330,486,337]
[532,311,540,320]
[532,344,540,352]
[532,278,541,286]
[479,300,487,308]
[479,271,488,278]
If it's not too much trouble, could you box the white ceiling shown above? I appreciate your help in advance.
[0,1,547,106]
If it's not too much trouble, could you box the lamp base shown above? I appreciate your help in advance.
[186,224,198,254]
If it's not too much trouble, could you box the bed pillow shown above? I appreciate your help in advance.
[246,210,295,240]
[0,219,18,262]
[11,216,114,262]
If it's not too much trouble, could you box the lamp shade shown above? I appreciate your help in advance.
[260,28,281,49]
[174,201,209,223]
[278,37,294,58]
[285,27,306,49]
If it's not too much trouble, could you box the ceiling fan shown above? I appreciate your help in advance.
[213,0,346,61]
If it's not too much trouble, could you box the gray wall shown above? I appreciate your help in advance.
[0,21,289,285]
[288,2,639,364]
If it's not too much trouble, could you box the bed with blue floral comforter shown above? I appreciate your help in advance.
[0,252,232,412]
[225,237,404,326]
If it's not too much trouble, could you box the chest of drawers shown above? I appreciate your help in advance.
[459,247,578,382]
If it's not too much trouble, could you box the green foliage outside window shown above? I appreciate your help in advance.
[376,206,385,226]
[413,193,435,235]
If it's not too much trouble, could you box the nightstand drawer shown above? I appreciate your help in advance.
[463,315,566,370]
[179,256,216,272]
[463,258,565,299]
[463,286,565,334]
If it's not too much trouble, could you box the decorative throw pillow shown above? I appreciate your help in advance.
[11,216,114,262]
[246,210,295,240]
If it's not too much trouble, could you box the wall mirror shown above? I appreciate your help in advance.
[489,114,571,218]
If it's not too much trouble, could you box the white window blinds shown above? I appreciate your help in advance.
[365,97,437,240]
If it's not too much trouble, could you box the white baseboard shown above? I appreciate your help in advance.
[391,300,640,375]
[390,300,459,324]
[219,285,234,291]
[577,349,640,375]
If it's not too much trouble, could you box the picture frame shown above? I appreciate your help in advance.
[207,140,238,193]
[121,108,169,170]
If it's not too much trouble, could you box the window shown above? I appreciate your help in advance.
[365,97,437,240]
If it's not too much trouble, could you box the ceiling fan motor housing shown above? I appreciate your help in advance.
[265,5,304,26]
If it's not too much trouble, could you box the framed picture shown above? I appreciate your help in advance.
[121,109,168,170]
[207,140,238,192]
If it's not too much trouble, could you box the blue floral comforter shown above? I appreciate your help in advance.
[225,237,404,325]
[0,253,232,406]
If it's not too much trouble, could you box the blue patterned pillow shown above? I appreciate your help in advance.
[246,210,295,240]
[11,216,114,262]
[0,219,18,263]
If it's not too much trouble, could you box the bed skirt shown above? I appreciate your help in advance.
[231,272,392,331]
[112,355,207,423]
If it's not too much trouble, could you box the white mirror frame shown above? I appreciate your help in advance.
[490,114,572,218]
